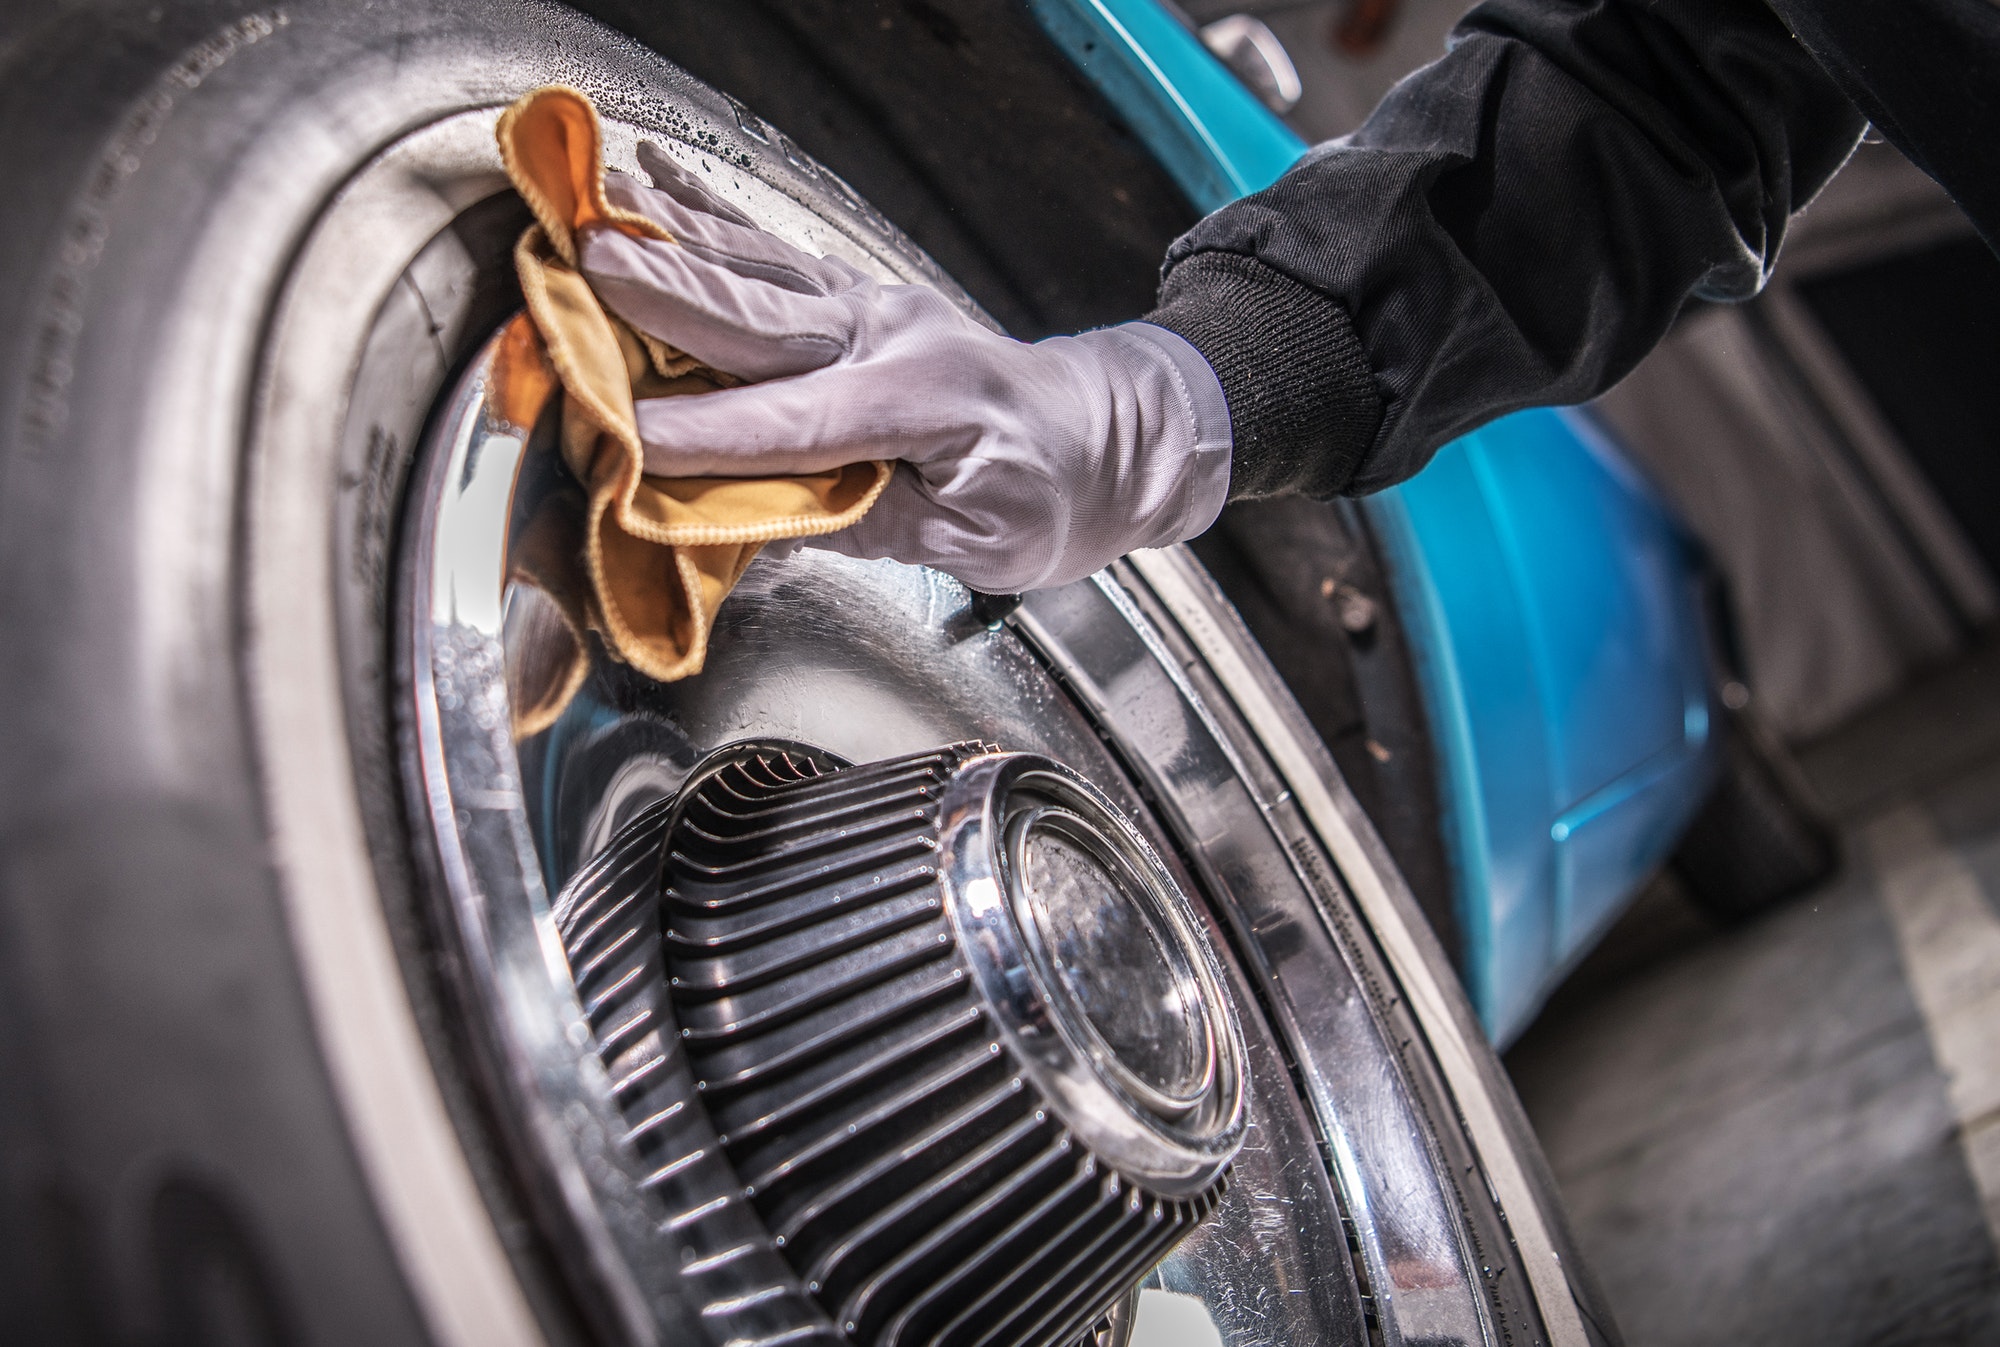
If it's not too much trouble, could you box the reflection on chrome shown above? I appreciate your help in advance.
[404,319,1528,1344]
[397,192,1573,1337]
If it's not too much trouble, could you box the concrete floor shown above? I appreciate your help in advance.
[1507,642,2000,1345]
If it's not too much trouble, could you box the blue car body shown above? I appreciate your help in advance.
[1031,0,1719,1043]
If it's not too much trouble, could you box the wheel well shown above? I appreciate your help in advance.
[572,0,1199,339]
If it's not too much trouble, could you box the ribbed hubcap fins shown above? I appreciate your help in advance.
[650,741,1245,1347]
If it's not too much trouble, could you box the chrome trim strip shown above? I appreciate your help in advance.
[403,345,666,1346]
[1013,572,1493,1347]
[1125,546,1591,1347]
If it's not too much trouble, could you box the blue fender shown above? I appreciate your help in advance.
[1362,416,1715,1040]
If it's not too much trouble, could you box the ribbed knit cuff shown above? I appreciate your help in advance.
[1144,250,1382,499]
[1119,321,1233,541]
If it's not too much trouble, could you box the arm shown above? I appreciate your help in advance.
[1761,0,2000,255]
[1148,0,1864,498]
[577,0,1865,591]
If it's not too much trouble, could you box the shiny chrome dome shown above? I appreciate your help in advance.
[554,741,1242,1346]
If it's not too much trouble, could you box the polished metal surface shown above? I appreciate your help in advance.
[549,780,841,1347]
[410,333,1378,1344]
[937,753,1245,1196]
[1010,807,1208,1107]
[624,742,1234,1345]
[406,336,701,1347]
[395,87,986,1347]
[1012,575,1503,1347]
[408,352,1546,1344]
[400,67,1568,1347]
[509,538,1375,1347]
[1124,548,1596,1346]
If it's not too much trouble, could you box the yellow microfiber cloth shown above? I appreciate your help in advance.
[494,86,891,733]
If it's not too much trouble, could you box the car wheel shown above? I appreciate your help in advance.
[0,4,1611,1345]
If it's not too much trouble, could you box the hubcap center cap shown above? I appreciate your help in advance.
[1010,807,1215,1112]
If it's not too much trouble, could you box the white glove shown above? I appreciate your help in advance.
[576,146,1232,594]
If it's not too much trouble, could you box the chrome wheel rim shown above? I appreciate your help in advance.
[396,84,1574,1347]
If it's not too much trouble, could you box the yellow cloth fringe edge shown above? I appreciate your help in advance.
[492,86,891,734]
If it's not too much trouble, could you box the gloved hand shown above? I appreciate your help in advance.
[576,144,1232,594]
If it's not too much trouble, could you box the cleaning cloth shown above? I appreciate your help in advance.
[495,86,891,731]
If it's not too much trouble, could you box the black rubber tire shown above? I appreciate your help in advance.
[0,5,967,1343]
[0,7,1610,1347]
[1672,705,1841,923]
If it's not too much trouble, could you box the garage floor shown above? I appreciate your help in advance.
[1507,641,2000,1345]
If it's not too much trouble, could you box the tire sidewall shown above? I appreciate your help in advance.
[0,5,905,1342]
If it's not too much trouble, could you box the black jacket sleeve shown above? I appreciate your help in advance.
[1763,0,2000,257]
[1145,0,1865,498]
